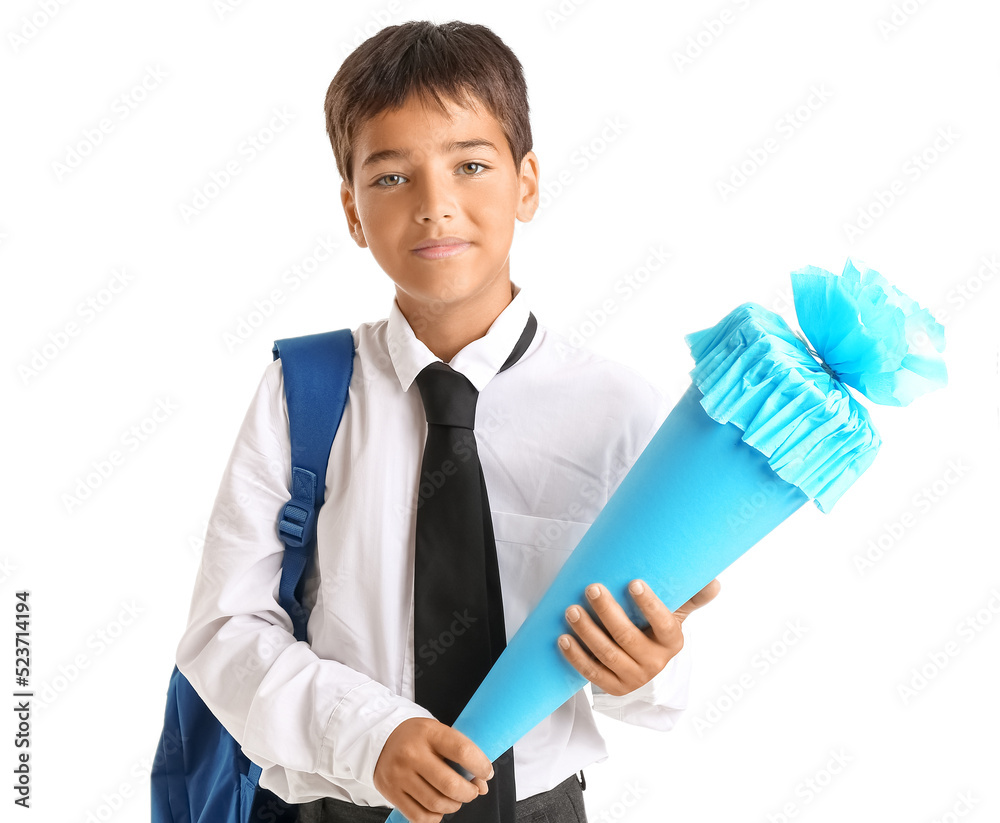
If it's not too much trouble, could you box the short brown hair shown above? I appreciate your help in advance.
[324,20,532,188]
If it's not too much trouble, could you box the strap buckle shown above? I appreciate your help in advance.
[278,467,319,548]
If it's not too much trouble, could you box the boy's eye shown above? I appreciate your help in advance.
[460,162,488,175]
[375,173,406,187]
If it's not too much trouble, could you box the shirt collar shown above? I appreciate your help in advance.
[387,280,531,393]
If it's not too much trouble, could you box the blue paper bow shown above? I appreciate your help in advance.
[790,258,948,407]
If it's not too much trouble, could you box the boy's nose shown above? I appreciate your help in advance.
[414,179,459,222]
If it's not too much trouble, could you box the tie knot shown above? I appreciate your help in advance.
[415,361,479,429]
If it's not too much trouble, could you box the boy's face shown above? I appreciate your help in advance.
[341,92,538,324]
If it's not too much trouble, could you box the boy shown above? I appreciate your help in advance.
[176,19,719,823]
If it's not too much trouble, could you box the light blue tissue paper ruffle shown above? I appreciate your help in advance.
[686,303,880,512]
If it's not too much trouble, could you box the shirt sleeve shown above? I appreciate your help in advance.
[589,381,694,731]
[175,359,435,804]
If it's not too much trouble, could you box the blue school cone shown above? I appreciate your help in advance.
[385,259,946,823]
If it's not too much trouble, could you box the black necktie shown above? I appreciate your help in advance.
[412,311,537,822]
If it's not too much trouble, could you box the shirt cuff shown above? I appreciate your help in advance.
[320,679,437,793]
[591,626,693,731]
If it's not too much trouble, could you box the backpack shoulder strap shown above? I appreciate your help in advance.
[271,328,355,642]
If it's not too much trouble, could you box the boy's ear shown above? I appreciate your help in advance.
[515,150,540,224]
[340,180,368,249]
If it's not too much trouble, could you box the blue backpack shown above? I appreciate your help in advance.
[151,329,355,823]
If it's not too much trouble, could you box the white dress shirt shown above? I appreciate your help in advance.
[175,279,693,806]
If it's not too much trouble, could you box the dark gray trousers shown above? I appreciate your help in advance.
[296,771,588,823]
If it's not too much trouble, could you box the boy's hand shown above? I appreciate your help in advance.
[558,578,720,696]
[373,716,494,822]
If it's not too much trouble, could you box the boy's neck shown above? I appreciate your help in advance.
[397,276,515,364]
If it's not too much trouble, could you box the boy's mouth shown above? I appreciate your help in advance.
[411,236,471,259]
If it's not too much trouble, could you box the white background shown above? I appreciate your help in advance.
[3,1,998,821]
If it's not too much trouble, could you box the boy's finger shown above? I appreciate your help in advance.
[437,728,494,781]
[675,578,722,620]
[443,757,477,781]
[687,578,720,607]
[425,758,482,806]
